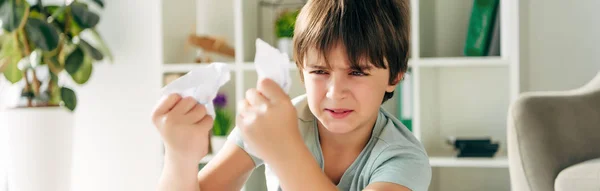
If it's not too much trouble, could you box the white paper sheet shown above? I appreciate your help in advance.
[241,39,294,158]
[254,39,292,93]
[160,62,230,119]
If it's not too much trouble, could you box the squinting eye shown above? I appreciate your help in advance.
[310,70,328,75]
[350,71,368,76]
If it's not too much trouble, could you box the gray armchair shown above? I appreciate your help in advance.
[507,72,600,191]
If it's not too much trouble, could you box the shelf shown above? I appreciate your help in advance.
[429,156,508,168]
[163,62,298,73]
[163,62,235,73]
[259,0,306,7]
[415,57,508,68]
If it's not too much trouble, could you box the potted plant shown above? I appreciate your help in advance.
[274,9,298,59]
[210,93,233,154]
[0,0,111,190]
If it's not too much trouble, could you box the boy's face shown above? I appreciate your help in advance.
[302,44,399,134]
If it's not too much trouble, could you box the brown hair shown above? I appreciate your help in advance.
[293,0,410,103]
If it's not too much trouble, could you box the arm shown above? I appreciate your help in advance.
[266,137,338,191]
[197,139,255,191]
[158,152,202,191]
[366,146,432,191]
[158,139,255,191]
[152,94,214,191]
[267,141,412,191]
[363,182,411,191]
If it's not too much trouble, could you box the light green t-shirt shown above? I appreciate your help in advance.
[228,95,431,191]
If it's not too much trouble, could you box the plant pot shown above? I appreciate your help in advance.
[277,37,294,59]
[0,107,74,191]
[210,136,228,154]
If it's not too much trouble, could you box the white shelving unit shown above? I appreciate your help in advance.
[162,0,520,190]
[416,57,508,67]
[411,0,519,190]
[429,156,509,168]
[163,62,298,73]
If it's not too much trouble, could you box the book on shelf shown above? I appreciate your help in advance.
[463,0,500,56]
[486,6,501,56]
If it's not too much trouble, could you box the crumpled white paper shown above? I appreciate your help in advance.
[254,38,291,93]
[160,62,230,119]
[241,39,293,160]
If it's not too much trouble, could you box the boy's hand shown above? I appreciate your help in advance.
[237,78,301,162]
[152,94,214,163]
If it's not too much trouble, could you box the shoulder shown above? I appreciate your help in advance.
[366,109,431,190]
[290,94,317,141]
[291,94,314,122]
[371,109,428,158]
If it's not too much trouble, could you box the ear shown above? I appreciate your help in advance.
[385,72,404,93]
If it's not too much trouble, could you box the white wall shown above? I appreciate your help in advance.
[1,0,164,190]
[70,0,163,190]
[520,0,600,92]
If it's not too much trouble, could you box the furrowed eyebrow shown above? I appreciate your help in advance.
[304,63,374,71]
[305,64,331,70]
[350,64,373,71]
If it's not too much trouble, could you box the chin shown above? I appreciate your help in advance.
[319,120,358,134]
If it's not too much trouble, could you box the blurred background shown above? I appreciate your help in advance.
[0,0,599,191]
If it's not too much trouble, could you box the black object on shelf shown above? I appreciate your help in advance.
[447,136,499,158]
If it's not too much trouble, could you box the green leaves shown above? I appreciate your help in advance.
[65,45,93,84]
[70,54,92,84]
[0,34,11,71]
[45,54,63,74]
[212,108,233,136]
[24,18,60,51]
[46,5,66,23]
[0,0,29,32]
[71,2,99,29]
[90,29,112,62]
[90,0,104,8]
[1,0,108,111]
[2,56,22,83]
[48,72,61,105]
[65,46,84,75]
[275,9,299,38]
[78,39,103,60]
[60,87,77,111]
[0,35,23,83]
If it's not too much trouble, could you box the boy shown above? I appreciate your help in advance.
[152,0,432,190]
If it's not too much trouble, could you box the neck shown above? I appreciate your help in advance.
[317,113,379,153]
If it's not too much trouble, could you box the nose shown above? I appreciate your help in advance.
[326,73,349,100]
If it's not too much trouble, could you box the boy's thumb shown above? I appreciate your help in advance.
[256,78,288,102]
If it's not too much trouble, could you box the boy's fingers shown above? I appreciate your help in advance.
[245,88,268,106]
[237,99,252,118]
[152,94,182,117]
[194,115,214,131]
[171,96,198,114]
[185,104,208,124]
[257,78,288,103]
